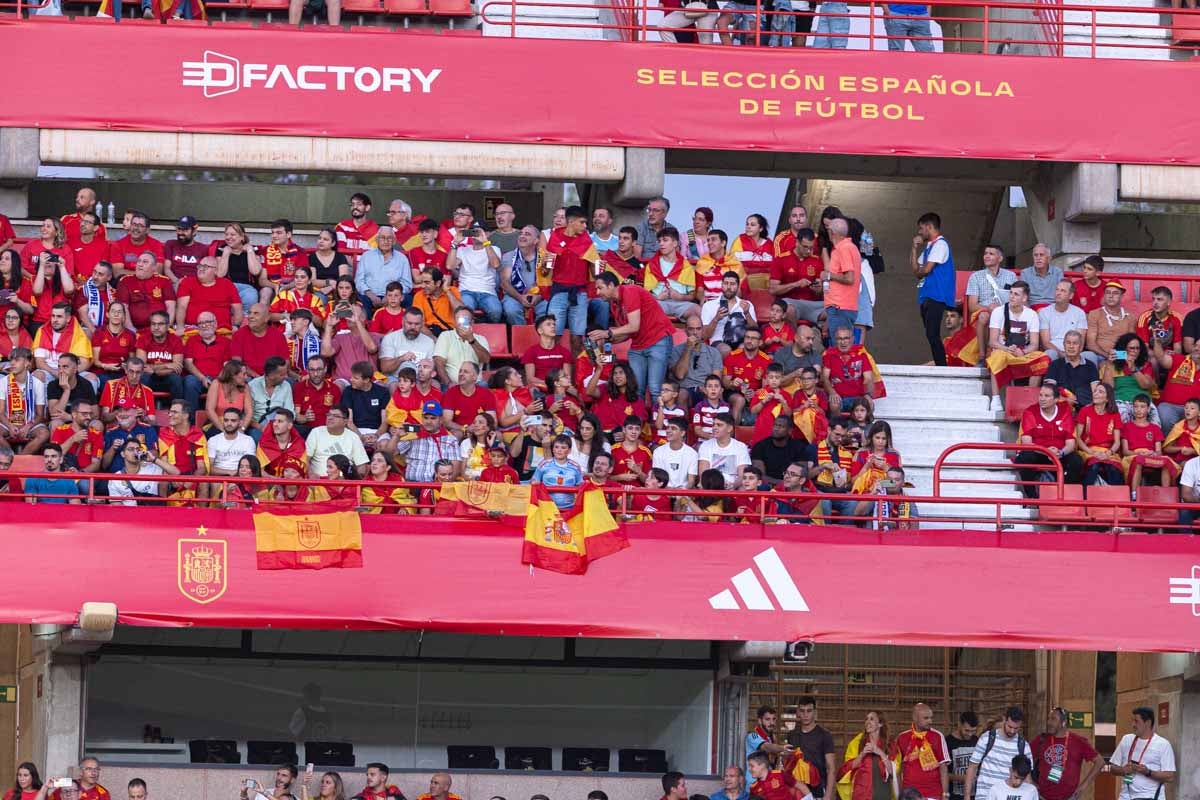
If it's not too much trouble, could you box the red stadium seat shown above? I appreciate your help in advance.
[195,409,208,429]
[1037,483,1084,525]
[154,409,172,427]
[339,0,380,12]
[1003,385,1039,423]
[1086,484,1136,525]
[248,0,290,11]
[1135,485,1179,527]
[735,425,756,445]
[509,325,540,359]
[428,0,470,13]
[475,323,511,360]
[748,288,775,321]
[671,328,689,346]
[955,271,971,309]
[384,0,426,12]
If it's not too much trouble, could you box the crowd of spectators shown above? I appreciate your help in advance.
[0,189,920,526]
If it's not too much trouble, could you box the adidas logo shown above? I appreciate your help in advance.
[709,547,809,612]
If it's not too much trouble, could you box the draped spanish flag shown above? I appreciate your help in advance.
[436,481,531,523]
[254,505,363,570]
[522,484,628,575]
[97,0,206,18]
[943,310,984,367]
[786,749,822,791]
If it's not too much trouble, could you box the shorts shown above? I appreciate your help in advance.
[0,421,48,441]
[658,299,700,319]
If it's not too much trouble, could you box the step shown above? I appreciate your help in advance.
[874,395,998,419]
[881,376,989,397]
[878,364,988,379]
[901,446,1019,466]
[888,418,1013,443]
[903,466,1024,495]
[919,500,1038,522]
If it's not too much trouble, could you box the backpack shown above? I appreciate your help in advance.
[980,729,1028,774]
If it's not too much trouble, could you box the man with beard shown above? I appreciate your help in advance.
[163,215,209,285]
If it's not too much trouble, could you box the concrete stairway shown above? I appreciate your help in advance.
[1062,0,1175,60]
[872,364,1037,529]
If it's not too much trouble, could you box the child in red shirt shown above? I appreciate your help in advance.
[480,444,519,484]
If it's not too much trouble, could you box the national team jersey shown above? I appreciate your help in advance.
[1020,404,1075,449]
[1122,420,1163,453]
[135,330,185,368]
[725,349,772,391]
[50,424,104,470]
[770,253,823,301]
[691,400,730,439]
[406,245,448,274]
[336,218,380,260]
[293,378,342,428]
[259,241,306,284]
[611,442,653,484]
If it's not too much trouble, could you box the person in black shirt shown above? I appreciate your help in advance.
[786,695,836,800]
[343,361,389,451]
[946,710,980,800]
[751,416,815,485]
[1043,331,1099,409]
[46,353,98,427]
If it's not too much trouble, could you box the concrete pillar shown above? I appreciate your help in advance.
[0,128,40,219]
[579,147,665,233]
[42,658,85,776]
[1021,163,1117,265]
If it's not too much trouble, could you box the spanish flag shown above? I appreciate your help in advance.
[254,505,363,570]
[522,484,628,575]
[436,481,531,522]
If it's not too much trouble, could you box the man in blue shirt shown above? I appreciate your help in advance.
[911,212,955,367]
[746,705,794,770]
[355,227,412,316]
[711,766,749,800]
[24,443,81,504]
[884,1,934,51]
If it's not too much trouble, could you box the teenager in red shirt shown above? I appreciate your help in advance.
[520,314,572,391]
[91,302,137,385]
[590,272,675,406]
[135,311,185,402]
[610,415,653,485]
[724,326,772,424]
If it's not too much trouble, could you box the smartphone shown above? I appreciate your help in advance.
[335,308,353,320]
[403,422,420,433]
[1112,350,1127,360]
[305,763,314,778]
[878,479,897,490]
[526,415,543,426]
[56,779,75,789]
[0,290,12,303]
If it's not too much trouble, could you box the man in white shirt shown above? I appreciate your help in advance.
[986,281,1048,413]
[1109,707,1176,800]
[700,274,757,355]
[983,756,1037,800]
[452,214,503,323]
[1179,454,1200,528]
[379,308,436,383]
[206,407,256,476]
[697,412,751,488]
[304,404,369,479]
[652,417,698,488]
[1038,280,1088,360]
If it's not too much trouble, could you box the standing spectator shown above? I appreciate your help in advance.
[214,222,266,310]
[699,272,756,355]
[355,227,411,317]
[1038,280,1088,361]
[1030,707,1102,800]
[136,311,185,403]
[911,213,955,367]
[746,705,794,766]
[1018,244,1063,309]
[946,712,979,800]
[697,412,751,488]
[452,221,503,323]
[1108,708,1176,800]
[108,211,163,280]
[116,252,176,331]
[305,405,368,478]
[634,196,681,259]
[335,193,380,262]
[985,281,1049,412]
[821,218,860,343]
[884,0,934,50]
[964,708,1033,800]
[710,767,747,800]
[591,272,676,406]
[786,696,837,800]
[1014,386,1082,498]
[231,303,289,378]
[1072,255,1106,314]
[70,212,110,286]
[837,712,894,800]
[1136,286,1183,355]
[891,704,949,800]
[247,357,295,437]
[163,215,208,285]
[660,0,720,43]
[770,228,824,326]
[397,400,461,481]
[1085,281,1135,364]
[811,0,850,49]
[500,225,547,326]
[982,758,1036,800]
[61,187,106,246]
[544,206,599,344]
[432,308,491,388]
[591,206,620,254]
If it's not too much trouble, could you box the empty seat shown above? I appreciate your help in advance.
[447,745,498,769]
[475,323,511,359]
[618,748,667,773]
[340,0,381,11]
[1037,483,1084,525]
[1135,485,1179,528]
[509,324,540,358]
[1004,385,1039,424]
[428,0,471,13]
[1085,484,1136,526]
[562,747,610,772]
[504,746,552,770]
[384,0,427,13]
[11,454,42,473]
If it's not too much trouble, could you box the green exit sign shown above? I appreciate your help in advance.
[1067,711,1093,729]
[0,686,15,703]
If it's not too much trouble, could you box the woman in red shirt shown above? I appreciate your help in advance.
[27,247,75,327]
[837,712,894,800]
[491,365,542,435]
[1074,382,1124,486]
[730,214,774,272]
[591,361,646,435]
[3,762,42,800]
[0,308,31,363]
[0,250,34,323]
[91,301,138,386]
[20,219,74,282]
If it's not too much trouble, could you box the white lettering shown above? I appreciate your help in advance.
[412,67,442,93]
[353,67,382,93]
[296,66,326,91]
[181,51,445,97]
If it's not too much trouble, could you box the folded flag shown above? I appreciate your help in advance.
[522,484,628,575]
[436,481,531,523]
[254,505,363,570]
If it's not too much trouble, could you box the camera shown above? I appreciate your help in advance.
[334,308,353,320]
[403,422,420,433]
[783,641,815,664]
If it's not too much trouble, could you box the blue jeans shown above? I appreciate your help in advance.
[461,290,503,323]
[820,496,859,521]
[884,13,934,51]
[812,1,849,47]
[768,0,795,46]
[628,334,673,406]
[183,375,208,418]
[546,288,588,336]
[725,0,758,43]
[500,295,548,326]
[589,298,610,330]
[825,306,858,339]
[235,282,260,310]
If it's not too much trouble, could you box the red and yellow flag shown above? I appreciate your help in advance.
[254,506,363,570]
[436,481,531,523]
[521,484,628,575]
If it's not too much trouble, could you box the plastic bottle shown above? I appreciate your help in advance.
[106,202,115,225]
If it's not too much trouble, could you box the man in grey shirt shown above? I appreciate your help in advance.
[635,195,683,259]
[772,324,822,386]
[1019,243,1063,307]
[671,316,723,404]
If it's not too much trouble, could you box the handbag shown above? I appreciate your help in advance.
[867,247,886,275]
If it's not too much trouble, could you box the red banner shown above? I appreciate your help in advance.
[1,20,1199,164]
[2,506,1198,651]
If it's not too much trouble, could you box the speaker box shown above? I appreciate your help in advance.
[562,747,610,772]
[618,748,668,773]
[305,741,354,767]
[189,739,241,764]
[505,747,552,771]
[247,741,297,765]
[447,745,499,770]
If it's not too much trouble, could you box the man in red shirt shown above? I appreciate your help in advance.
[50,399,105,473]
[1031,707,1102,800]
[116,252,176,330]
[406,218,450,276]
[163,215,209,285]
[336,193,380,262]
[231,303,289,378]
[1016,384,1083,498]
[544,205,599,346]
[50,757,110,800]
[259,219,306,296]
[70,212,110,284]
[61,187,107,247]
[519,313,572,391]
[108,211,164,279]
[891,703,950,800]
[182,311,232,413]
[1072,255,1105,314]
[351,763,406,800]
[175,258,243,334]
[440,361,497,438]
[136,310,185,404]
[821,327,877,414]
[293,355,342,433]
[610,414,653,485]
[770,227,824,326]
[724,326,772,424]
[1135,285,1183,355]
[747,751,811,800]
[99,357,154,423]
[589,272,676,406]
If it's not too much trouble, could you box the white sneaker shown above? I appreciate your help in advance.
[989,396,1004,413]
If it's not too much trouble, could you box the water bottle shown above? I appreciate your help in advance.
[106,202,115,225]
[822,278,830,295]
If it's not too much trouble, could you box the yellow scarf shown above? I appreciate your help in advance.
[5,373,25,425]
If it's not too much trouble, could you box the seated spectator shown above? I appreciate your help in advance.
[182,311,233,413]
[213,222,266,310]
[99,356,154,425]
[136,310,186,405]
[1038,279,1088,361]
[101,405,159,471]
[493,366,540,437]
[625,466,673,521]
[1019,243,1063,309]
[345,361,390,452]
[773,324,821,390]
[32,303,96,389]
[231,303,289,378]
[985,281,1049,412]
[271,455,329,504]
[650,377,687,446]
[671,317,723,405]
[46,353,96,429]
[433,308,491,388]
[724,326,771,425]
[205,359,253,434]
[768,227,824,328]
[1085,280,1134,365]
[693,230,747,303]
[307,226,352,298]
[23,220,75,294]
[108,211,163,279]
[531,434,584,510]
[731,214,774,271]
[748,362,793,443]
[328,278,367,333]
[361,450,413,514]
[1163,397,1200,466]
[849,420,901,496]
[846,398,873,449]
[23,443,80,505]
[1074,382,1124,486]
[322,454,360,502]
[1152,337,1200,433]
[258,219,307,300]
[499,226,545,327]
[293,355,341,434]
[411,268,463,338]
[770,460,818,525]
[591,362,647,434]
[50,399,104,474]
[367,282,407,336]
[810,416,857,520]
[822,327,878,414]
[1072,255,1106,314]
[0,347,49,455]
[286,311,323,381]
[1015,384,1082,499]
[569,412,610,474]
[697,412,750,488]
[354,227,410,317]
[396,400,461,482]
[90,301,136,387]
[520,314,572,392]
[109,436,180,506]
[1135,285,1183,355]
[177,258,243,335]
[247,357,295,439]
[73,261,116,337]
[443,362,498,438]
[257,408,306,478]
[752,416,813,487]
[690,374,730,442]
[699,272,757,356]
[305,405,368,479]
[0,307,32,366]
[460,412,503,480]
[408,218,454,277]
[871,466,919,530]
[322,302,381,387]
[0,445,17,501]
[545,368,583,435]
[512,415,554,480]
[116,252,175,331]
[1099,333,1158,424]
[587,451,618,493]
[270,266,328,329]
[644,227,700,324]
[1178,451,1200,529]
[760,300,796,357]
[611,415,653,485]
[733,466,769,522]
[1044,331,1099,409]
[378,308,436,383]
[452,221,503,324]
[652,416,697,488]
[789,366,830,444]
[680,467,735,521]
[1121,394,1177,492]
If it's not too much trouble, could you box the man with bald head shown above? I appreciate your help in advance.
[891,703,950,800]
[821,217,861,343]
[62,187,107,246]
[231,303,289,378]
[416,773,462,800]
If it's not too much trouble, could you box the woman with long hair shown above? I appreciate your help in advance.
[491,366,543,434]
[850,420,901,497]
[1074,382,1124,486]
[460,412,503,479]
[329,277,365,333]
[5,762,41,800]
[205,358,253,433]
[29,236,75,328]
[270,266,329,328]
[591,361,646,435]
[220,454,269,508]
[302,772,346,800]
[308,227,352,298]
[90,301,137,387]
[360,450,411,514]
[1099,333,1159,424]
[730,213,773,271]
[21,218,74,281]
[215,222,265,309]
[679,467,735,521]
[0,307,31,363]
[569,413,610,473]
[324,454,358,502]
[837,711,893,800]
[0,249,34,319]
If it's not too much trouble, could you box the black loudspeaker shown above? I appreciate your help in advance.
[505,747,553,771]
[447,745,499,770]
[189,739,241,764]
[247,741,298,765]
[305,741,355,767]
[562,747,611,772]
[618,749,668,773]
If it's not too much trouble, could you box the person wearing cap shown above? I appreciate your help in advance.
[304,404,368,479]
[1085,280,1134,365]
[480,443,519,483]
[510,415,554,481]
[395,399,461,483]
[163,215,209,286]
